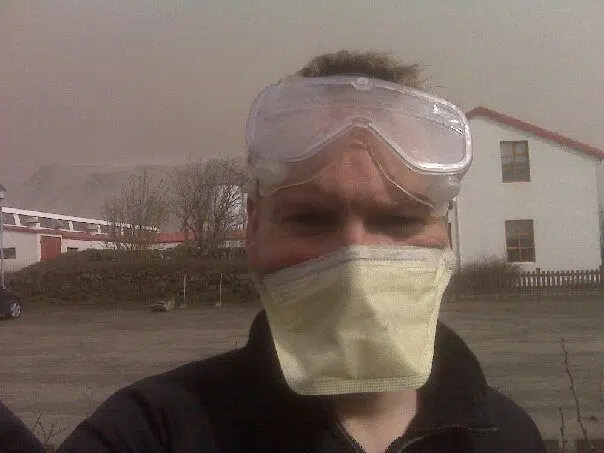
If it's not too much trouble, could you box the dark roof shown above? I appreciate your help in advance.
[466,107,604,159]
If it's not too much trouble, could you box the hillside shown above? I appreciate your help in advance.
[0,163,176,219]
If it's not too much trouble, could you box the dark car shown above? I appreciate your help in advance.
[0,286,22,319]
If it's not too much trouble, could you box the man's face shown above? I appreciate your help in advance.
[245,133,449,276]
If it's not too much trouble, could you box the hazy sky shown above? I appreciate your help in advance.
[1,0,603,169]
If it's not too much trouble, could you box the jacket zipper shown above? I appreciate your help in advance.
[334,418,367,453]
[385,424,498,453]
[332,399,498,453]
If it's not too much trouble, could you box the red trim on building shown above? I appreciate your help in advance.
[466,107,604,159]
[155,232,187,244]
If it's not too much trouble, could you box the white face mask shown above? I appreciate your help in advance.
[255,245,456,396]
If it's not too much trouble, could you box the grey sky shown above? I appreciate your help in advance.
[1,0,603,169]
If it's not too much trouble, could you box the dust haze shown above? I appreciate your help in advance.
[1,0,603,213]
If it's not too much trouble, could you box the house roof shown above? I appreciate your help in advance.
[466,107,604,159]
[3,206,111,225]
[3,225,104,241]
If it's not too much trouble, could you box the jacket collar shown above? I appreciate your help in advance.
[244,310,495,433]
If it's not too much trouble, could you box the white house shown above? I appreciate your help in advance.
[450,107,604,272]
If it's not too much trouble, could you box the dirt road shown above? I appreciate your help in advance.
[0,296,602,446]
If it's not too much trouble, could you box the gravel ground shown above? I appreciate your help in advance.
[0,296,602,446]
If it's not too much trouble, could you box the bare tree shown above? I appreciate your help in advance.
[31,412,69,448]
[103,170,170,250]
[560,338,595,452]
[171,158,248,256]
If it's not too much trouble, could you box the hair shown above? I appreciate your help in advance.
[296,50,424,89]
[246,50,425,199]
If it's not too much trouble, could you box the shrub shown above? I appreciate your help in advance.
[449,256,522,295]
[5,248,258,305]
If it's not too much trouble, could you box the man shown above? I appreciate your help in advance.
[0,399,45,453]
[59,50,546,452]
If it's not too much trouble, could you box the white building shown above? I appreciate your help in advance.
[451,107,604,271]
[0,206,246,272]
[0,207,114,271]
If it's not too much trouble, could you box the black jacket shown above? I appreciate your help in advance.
[0,399,45,453]
[58,311,546,453]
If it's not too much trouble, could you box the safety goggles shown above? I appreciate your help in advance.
[245,75,473,214]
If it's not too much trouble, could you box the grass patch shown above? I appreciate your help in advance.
[6,249,257,306]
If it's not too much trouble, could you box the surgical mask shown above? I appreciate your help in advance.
[255,245,456,396]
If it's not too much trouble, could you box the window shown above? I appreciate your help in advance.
[72,221,88,232]
[1,212,16,226]
[39,217,53,228]
[56,219,70,230]
[85,224,100,233]
[66,247,79,253]
[505,220,535,262]
[1,247,16,259]
[100,224,120,235]
[501,141,530,182]
[39,217,70,229]
[19,215,39,227]
[57,219,71,230]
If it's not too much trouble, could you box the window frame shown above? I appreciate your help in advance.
[500,140,531,183]
[1,212,16,226]
[505,219,535,263]
[2,247,16,259]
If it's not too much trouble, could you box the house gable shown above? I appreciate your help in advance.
[466,107,604,160]
[454,108,602,271]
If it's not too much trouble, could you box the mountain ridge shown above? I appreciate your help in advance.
[1,163,175,220]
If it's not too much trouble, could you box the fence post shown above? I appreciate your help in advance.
[536,267,541,291]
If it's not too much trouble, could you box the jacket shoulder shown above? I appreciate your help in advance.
[0,400,45,453]
[59,348,248,453]
[474,387,546,453]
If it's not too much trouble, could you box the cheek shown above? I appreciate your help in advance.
[254,229,329,275]
[414,222,449,248]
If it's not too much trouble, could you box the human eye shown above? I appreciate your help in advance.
[284,211,335,227]
[370,213,425,235]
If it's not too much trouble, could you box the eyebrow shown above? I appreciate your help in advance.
[271,190,433,217]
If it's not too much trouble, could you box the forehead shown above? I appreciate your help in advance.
[264,135,432,217]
